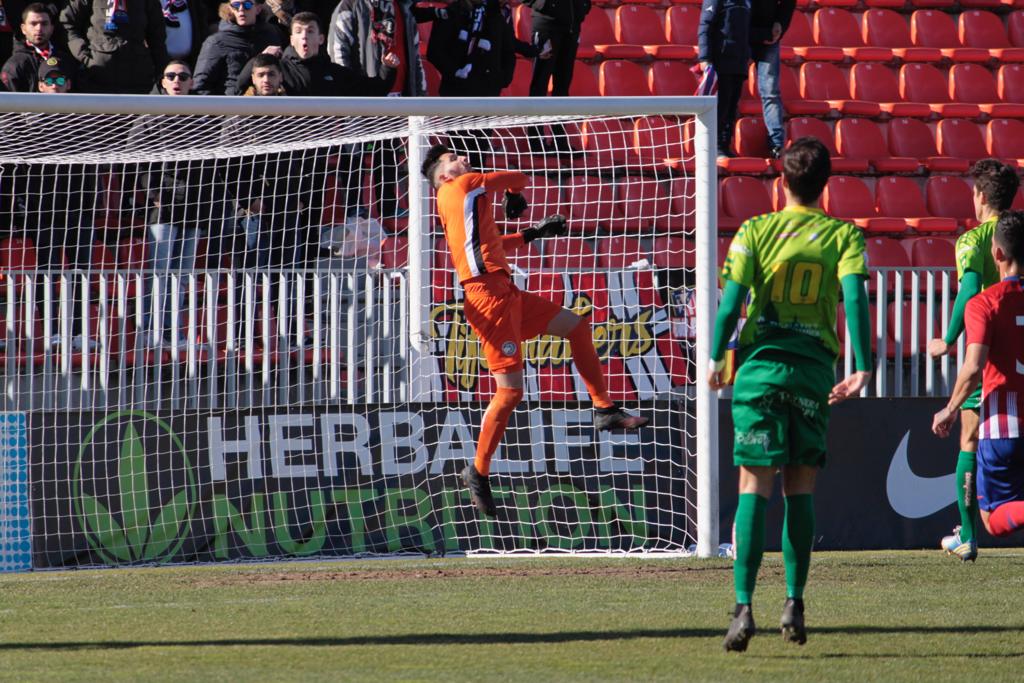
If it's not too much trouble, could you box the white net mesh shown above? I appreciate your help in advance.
[0,105,707,567]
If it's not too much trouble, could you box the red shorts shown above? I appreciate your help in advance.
[462,272,563,374]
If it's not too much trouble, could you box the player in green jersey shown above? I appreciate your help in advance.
[709,137,874,652]
[927,159,1020,562]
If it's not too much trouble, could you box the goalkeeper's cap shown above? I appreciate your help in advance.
[421,143,450,184]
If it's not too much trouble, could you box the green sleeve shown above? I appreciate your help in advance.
[711,280,748,362]
[942,270,982,346]
[841,274,873,373]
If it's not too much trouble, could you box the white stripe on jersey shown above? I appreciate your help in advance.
[1010,391,1020,439]
[463,187,486,278]
[982,393,1000,439]
[980,391,1023,440]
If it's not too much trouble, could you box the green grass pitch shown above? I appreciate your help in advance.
[1,551,1022,682]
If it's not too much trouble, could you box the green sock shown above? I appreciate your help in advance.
[782,494,815,600]
[734,493,767,605]
[956,450,978,543]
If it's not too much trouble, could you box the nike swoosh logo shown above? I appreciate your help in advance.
[885,431,957,519]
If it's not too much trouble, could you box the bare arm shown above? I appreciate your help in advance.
[932,342,989,437]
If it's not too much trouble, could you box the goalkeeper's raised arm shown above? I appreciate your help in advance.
[420,144,648,519]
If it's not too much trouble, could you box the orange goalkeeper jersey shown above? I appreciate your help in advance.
[436,171,528,284]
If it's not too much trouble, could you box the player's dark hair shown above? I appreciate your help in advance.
[971,158,1020,212]
[421,143,449,188]
[782,137,830,205]
[22,3,52,22]
[290,11,321,32]
[995,210,1024,264]
[251,53,282,72]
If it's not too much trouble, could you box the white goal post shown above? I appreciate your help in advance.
[0,93,719,567]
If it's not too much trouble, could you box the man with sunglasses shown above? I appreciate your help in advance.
[156,58,192,94]
[1,3,75,92]
[60,0,169,93]
[36,53,71,91]
[193,0,284,95]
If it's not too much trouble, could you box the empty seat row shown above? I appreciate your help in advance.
[727,116,1024,172]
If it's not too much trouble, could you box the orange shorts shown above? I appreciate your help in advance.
[462,272,563,374]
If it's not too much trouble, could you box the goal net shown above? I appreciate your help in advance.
[0,96,718,570]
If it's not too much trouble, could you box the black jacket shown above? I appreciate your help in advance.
[523,0,590,33]
[326,0,426,96]
[1,42,77,92]
[60,0,170,93]
[233,45,392,95]
[192,13,284,95]
[427,0,513,97]
[749,0,795,60]
[698,0,751,75]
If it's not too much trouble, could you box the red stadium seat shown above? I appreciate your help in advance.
[596,236,650,270]
[651,235,695,270]
[513,5,531,43]
[935,118,987,163]
[1010,11,1024,47]
[876,176,958,232]
[786,11,844,61]
[824,176,907,234]
[499,175,565,229]
[665,5,699,46]
[865,236,912,293]
[905,236,956,268]
[770,176,786,211]
[950,64,1024,118]
[998,64,1024,104]
[800,63,881,117]
[545,239,598,271]
[616,5,694,59]
[910,10,989,62]
[734,116,772,158]
[834,118,920,173]
[613,176,672,232]
[861,9,941,63]
[664,177,695,233]
[959,10,1024,62]
[422,61,440,96]
[987,118,1024,163]
[380,236,408,269]
[850,63,931,118]
[787,117,870,173]
[925,175,977,227]
[565,176,616,232]
[634,115,690,171]
[899,64,981,118]
[773,64,830,115]
[599,60,651,97]
[887,118,971,173]
[506,240,543,273]
[502,59,532,97]
[814,8,893,61]
[909,0,955,7]
[649,61,697,96]
[580,9,645,59]
[567,62,599,96]
[721,176,772,224]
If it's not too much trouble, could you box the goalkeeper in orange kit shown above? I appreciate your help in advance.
[421,144,648,517]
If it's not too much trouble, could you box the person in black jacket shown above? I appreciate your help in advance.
[233,11,387,95]
[160,0,209,66]
[698,0,751,160]
[524,0,587,97]
[750,0,794,159]
[192,0,284,94]
[1,3,75,91]
[60,0,169,93]
[427,0,510,97]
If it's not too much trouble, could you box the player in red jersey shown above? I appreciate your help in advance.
[421,144,648,517]
[933,210,1024,538]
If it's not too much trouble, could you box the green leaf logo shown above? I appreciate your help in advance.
[72,411,197,565]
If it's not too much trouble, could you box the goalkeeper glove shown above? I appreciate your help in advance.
[521,214,568,243]
[503,191,528,219]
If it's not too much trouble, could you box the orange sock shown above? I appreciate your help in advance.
[567,319,614,409]
[474,386,523,476]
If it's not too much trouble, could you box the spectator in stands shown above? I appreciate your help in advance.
[160,0,208,65]
[1,4,74,92]
[60,0,170,93]
[242,48,285,93]
[153,57,193,93]
[698,0,750,161]
[428,0,510,97]
[750,0,794,159]
[192,0,284,95]
[234,12,387,95]
[36,52,71,91]
[327,0,424,220]
[523,0,587,98]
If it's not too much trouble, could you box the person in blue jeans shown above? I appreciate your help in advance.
[698,0,751,160]
[750,0,794,159]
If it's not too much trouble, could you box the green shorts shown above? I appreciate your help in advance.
[962,386,982,412]
[731,356,833,468]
